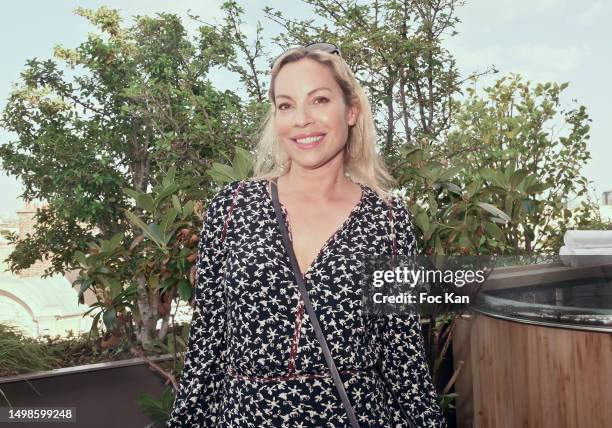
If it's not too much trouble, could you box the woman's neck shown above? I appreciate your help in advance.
[279,160,355,202]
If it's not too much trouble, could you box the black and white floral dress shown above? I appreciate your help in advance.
[167,178,446,427]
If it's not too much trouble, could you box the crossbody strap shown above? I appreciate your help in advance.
[270,178,361,428]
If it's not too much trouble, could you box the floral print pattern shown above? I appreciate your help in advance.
[167,179,446,427]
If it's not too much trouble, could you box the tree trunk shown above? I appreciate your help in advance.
[135,274,159,346]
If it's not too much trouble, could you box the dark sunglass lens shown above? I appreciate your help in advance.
[305,42,339,54]
[270,43,340,69]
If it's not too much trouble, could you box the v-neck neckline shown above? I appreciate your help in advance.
[263,178,367,279]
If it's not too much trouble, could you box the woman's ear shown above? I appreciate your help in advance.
[348,104,359,126]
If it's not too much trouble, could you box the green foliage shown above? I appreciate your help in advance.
[0,5,260,277]
[438,392,459,412]
[0,324,59,377]
[142,323,189,356]
[139,388,176,428]
[0,1,600,417]
[264,0,478,155]
[446,74,592,254]
[1,2,270,352]
[72,167,205,346]
[207,147,253,183]
[540,192,612,254]
[393,74,592,257]
[397,144,521,255]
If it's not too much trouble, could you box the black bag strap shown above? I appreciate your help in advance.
[270,178,361,428]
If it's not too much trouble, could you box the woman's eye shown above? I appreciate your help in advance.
[314,96,329,104]
[277,103,290,110]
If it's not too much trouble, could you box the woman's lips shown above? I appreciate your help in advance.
[292,134,325,149]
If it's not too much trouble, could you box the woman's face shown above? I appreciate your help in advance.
[273,58,358,171]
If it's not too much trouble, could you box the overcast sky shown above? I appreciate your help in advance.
[1,0,610,219]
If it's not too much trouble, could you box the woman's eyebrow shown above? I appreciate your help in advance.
[275,87,332,101]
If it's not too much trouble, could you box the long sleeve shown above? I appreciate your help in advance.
[380,197,447,427]
[166,183,238,427]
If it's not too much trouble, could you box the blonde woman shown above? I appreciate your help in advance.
[167,43,446,427]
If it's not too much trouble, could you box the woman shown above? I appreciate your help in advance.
[167,43,446,427]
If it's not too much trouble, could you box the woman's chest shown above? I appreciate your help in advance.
[222,199,393,301]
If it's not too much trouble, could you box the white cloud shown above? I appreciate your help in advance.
[455,0,566,29]
[452,43,589,84]
[578,0,612,25]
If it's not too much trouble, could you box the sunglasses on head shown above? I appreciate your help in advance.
[269,42,341,69]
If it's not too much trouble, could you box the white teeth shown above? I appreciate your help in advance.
[295,135,324,144]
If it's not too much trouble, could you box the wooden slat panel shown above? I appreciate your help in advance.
[452,316,474,428]
[532,325,578,427]
[458,315,612,428]
[472,316,515,428]
[573,331,612,427]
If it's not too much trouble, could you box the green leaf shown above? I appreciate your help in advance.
[212,162,238,179]
[479,168,507,189]
[400,147,423,164]
[465,181,481,199]
[124,210,163,247]
[172,195,182,213]
[160,208,179,236]
[149,274,159,290]
[490,217,508,224]
[162,166,176,187]
[90,311,102,339]
[233,147,252,179]
[77,278,93,304]
[102,307,118,331]
[475,202,511,222]
[177,278,192,301]
[484,221,504,241]
[207,169,233,184]
[107,232,124,252]
[423,223,438,241]
[427,193,438,216]
[458,232,471,249]
[438,166,463,182]
[503,163,516,182]
[415,211,431,233]
[136,194,155,213]
[99,276,122,299]
[148,223,163,246]
[160,278,176,293]
[73,250,88,268]
[441,182,462,196]
[154,182,180,211]
[123,188,142,201]
[509,169,529,189]
[182,200,195,219]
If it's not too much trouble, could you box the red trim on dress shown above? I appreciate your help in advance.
[220,180,245,244]
[227,367,358,383]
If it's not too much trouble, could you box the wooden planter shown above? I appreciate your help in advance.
[0,354,175,427]
[453,263,612,428]
[455,313,612,428]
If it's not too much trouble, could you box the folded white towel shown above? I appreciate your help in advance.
[564,230,612,249]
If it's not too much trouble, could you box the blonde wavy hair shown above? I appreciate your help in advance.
[248,46,396,202]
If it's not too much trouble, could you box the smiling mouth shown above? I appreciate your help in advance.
[293,135,325,145]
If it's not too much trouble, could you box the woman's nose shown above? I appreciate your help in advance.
[294,106,313,127]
